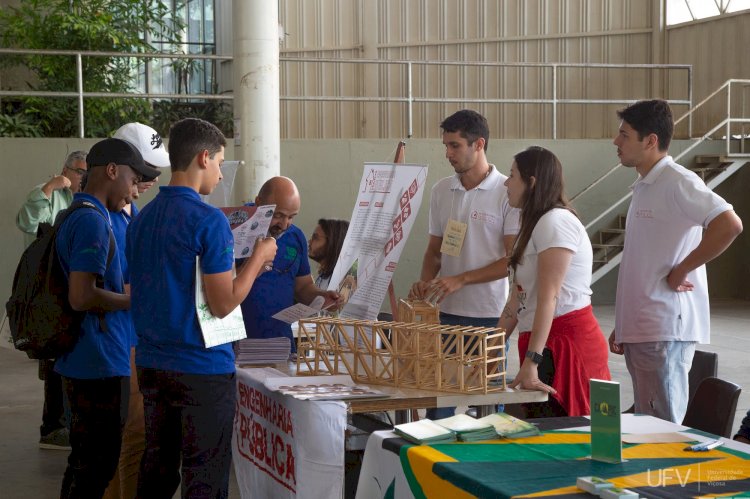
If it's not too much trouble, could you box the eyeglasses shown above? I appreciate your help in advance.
[65,166,87,175]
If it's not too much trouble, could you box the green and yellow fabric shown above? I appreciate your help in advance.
[398,432,750,498]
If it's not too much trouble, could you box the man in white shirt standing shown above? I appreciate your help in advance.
[610,99,743,423]
[410,109,520,418]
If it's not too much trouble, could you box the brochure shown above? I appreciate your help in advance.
[220,204,276,258]
[271,296,327,324]
[195,257,246,348]
[590,379,623,463]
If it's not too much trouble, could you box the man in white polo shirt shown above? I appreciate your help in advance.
[410,109,519,418]
[609,99,743,423]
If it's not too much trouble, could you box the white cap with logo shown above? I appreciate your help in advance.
[113,122,170,168]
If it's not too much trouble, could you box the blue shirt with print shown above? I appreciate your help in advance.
[54,193,130,379]
[240,223,311,351]
[127,186,235,374]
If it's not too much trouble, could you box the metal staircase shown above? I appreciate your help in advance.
[577,79,750,285]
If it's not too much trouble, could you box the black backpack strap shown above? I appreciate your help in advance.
[56,199,117,333]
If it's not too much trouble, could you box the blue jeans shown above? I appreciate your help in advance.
[425,313,503,420]
[624,341,696,424]
[137,368,236,499]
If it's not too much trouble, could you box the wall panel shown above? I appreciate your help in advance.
[667,12,750,137]
[274,0,663,139]
[212,1,744,140]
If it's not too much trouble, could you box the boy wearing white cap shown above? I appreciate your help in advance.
[103,122,169,499]
[113,122,171,169]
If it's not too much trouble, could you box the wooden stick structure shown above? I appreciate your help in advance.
[297,301,506,393]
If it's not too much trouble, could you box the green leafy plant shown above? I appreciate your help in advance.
[152,99,233,138]
[0,0,184,137]
[0,112,42,137]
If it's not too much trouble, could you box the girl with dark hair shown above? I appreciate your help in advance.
[308,218,349,289]
[498,146,610,417]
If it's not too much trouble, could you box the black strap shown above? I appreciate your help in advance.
[54,200,116,332]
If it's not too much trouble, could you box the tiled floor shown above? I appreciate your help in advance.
[1,300,748,498]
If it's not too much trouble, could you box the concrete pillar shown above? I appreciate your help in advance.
[233,0,280,203]
[361,0,380,138]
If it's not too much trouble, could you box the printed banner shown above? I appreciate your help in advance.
[328,162,428,321]
[233,368,347,499]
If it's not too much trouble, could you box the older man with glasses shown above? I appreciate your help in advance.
[17,150,88,247]
[238,176,341,354]
[15,149,88,453]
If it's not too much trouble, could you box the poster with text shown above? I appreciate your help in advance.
[327,162,428,321]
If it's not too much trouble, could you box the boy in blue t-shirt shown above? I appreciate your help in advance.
[55,137,159,498]
[127,118,276,498]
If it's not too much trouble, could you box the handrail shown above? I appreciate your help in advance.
[0,48,691,139]
[580,78,750,233]
[583,118,729,231]
[571,82,733,205]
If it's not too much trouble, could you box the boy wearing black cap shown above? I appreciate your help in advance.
[54,137,154,498]
[127,118,276,497]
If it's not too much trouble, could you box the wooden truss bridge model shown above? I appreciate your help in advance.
[296,300,507,394]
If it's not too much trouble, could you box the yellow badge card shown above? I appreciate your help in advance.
[440,219,467,257]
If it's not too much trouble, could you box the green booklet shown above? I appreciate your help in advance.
[394,419,457,444]
[590,379,622,463]
[433,414,498,442]
[478,412,541,439]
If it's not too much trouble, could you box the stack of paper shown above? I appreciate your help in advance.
[235,337,291,366]
[433,414,498,442]
[478,412,541,438]
[394,420,457,445]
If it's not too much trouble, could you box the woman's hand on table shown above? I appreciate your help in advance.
[509,360,557,394]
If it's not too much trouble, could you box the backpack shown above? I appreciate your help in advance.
[5,200,114,360]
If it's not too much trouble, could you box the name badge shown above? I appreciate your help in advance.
[440,219,467,257]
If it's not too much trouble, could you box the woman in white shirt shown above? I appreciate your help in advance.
[308,218,349,290]
[498,146,610,417]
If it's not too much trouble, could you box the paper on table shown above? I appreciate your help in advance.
[622,415,688,434]
[271,296,326,324]
[220,204,276,258]
[195,257,247,348]
[622,432,695,444]
[563,414,689,434]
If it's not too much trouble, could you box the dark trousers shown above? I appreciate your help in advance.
[137,368,236,499]
[60,376,129,499]
[40,359,67,435]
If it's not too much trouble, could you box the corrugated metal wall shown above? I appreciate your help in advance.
[216,1,746,139]
[667,11,750,138]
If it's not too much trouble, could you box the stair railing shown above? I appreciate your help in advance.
[575,78,750,237]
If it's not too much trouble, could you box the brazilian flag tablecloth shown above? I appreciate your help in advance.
[395,431,750,498]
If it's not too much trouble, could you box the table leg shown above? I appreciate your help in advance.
[476,405,495,418]
[394,409,413,424]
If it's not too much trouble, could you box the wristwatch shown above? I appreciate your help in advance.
[525,350,544,364]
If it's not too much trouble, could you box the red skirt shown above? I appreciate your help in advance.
[518,305,611,417]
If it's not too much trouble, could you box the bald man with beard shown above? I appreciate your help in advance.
[239,176,340,352]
